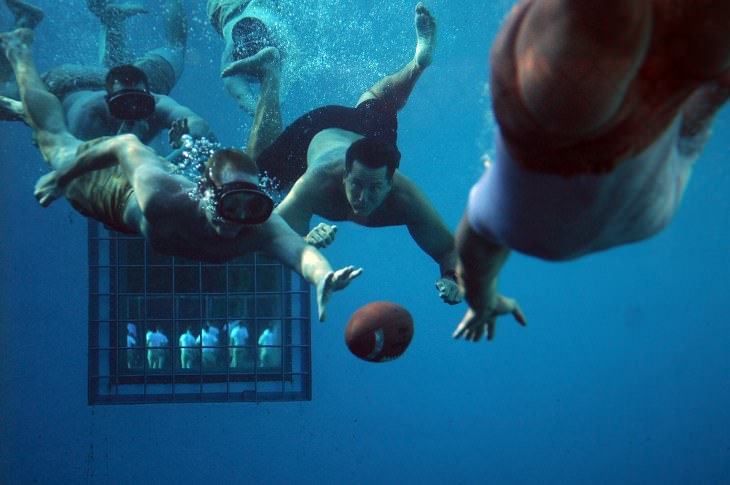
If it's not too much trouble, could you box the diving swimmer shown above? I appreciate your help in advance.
[258,3,462,305]
[455,0,730,341]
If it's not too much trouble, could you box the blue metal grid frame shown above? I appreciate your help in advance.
[88,221,312,404]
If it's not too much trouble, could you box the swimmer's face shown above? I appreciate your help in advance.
[343,161,392,216]
[202,172,261,238]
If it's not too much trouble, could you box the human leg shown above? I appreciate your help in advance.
[132,0,187,94]
[0,28,80,167]
[1,0,42,119]
[2,0,44,81]
[241,47,282,159]
[355,3,436,110]
[88,0,148,67]
[4,0,43,29]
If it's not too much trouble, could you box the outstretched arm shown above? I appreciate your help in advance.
[452,216,526,342]
[262,214,362,322]
[275,174,318,236]
[153,95,212,148]
[401,180,462,304]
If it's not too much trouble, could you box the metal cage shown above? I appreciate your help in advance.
[88,221,312,404]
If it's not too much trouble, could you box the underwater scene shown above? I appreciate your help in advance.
[0,0,729,483]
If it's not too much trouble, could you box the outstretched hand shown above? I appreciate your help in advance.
[168,117,189,149]
[34,171,65,207]
[316,266,363,322]
[305,223,337,248]
[453,294,526,342]
[435,276,463,305]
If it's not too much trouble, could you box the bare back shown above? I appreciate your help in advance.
[127,170,274,262]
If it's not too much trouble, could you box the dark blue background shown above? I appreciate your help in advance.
[1,1,729,483]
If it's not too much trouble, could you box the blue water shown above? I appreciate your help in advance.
[1,1,729,483]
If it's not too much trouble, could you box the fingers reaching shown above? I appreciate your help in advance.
[453,295,526,342]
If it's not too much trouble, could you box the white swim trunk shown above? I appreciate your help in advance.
[467,114,703,260]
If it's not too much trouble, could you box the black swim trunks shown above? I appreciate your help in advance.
[256,99,398,192]
[232,17,274,61]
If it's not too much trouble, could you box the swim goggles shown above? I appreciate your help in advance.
[106,89,156,121]
[204,174,274,225]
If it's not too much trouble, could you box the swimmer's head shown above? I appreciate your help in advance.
[200,149,274,236]
[343,138,401,216]
[104,65,155,121]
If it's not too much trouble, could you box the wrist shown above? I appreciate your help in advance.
[441,269,457,282]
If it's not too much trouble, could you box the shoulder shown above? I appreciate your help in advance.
[389,172,422,206]
[65,91,108,120]
[290,165,340,202]
[388,173,435,221]
[150,95,179,120]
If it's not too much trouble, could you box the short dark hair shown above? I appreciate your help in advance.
[345,137,401,180]
[205,149,259,185]
[105,65,150,94]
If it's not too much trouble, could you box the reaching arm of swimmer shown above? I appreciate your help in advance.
[153,95,212,148]
[259,214,363,322]
[275,174,338,248]
[275,174,318,236]
[401,181,463,304]
[452,216,526,342]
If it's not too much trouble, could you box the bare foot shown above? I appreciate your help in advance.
[0,94,26,122]
[414,2,436,69]
[0,28,34,59]
[5,0,44,29]
[221,46,281,79]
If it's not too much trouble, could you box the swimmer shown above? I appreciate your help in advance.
[0,27,362,322]
[455,0,730,341]
[2,0,210,155]
[208,0,291,116]
[52,0,210,149]
[258,4,461,305]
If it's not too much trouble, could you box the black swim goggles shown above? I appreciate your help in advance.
[204,174,275,225]
[106,88,155,121]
